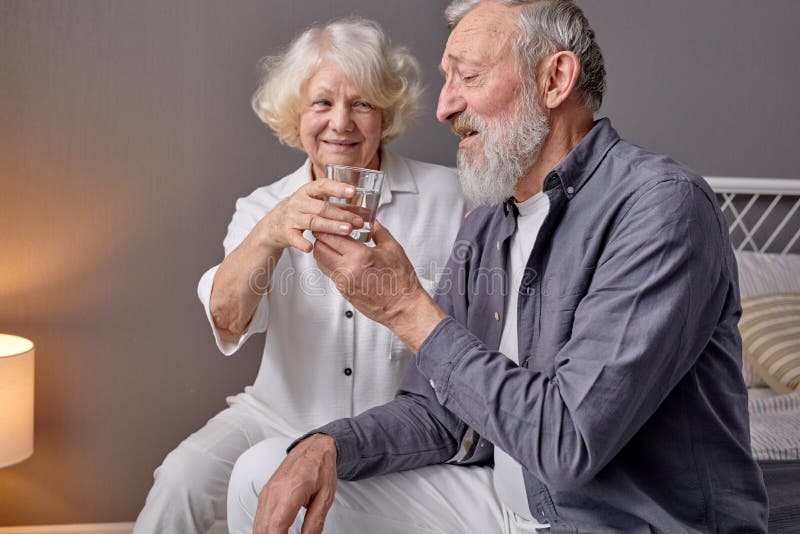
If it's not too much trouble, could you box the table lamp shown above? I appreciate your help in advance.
[0,334,34,467]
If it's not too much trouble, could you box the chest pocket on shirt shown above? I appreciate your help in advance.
[548,265,596,298]
[541,230,600,299]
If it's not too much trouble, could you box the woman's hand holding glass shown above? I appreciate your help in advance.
[210,178,362,339]
[256,178,365,254]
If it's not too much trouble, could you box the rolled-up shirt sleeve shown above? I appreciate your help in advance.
[197,265,270,356]
[196,191,274,356]
[416,177,731,490]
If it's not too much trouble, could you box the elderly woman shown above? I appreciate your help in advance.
[133,18,465,534]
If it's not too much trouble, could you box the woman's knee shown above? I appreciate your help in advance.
[229,437,293,501]
[151,445,225,498]
[227,437,294,533]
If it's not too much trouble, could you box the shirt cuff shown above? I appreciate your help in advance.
[416,316,483,404]
[287,418,361,479]
[197,265,270,356]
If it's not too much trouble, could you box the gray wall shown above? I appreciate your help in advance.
[0,0,797,526]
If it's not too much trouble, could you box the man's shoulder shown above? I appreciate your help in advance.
[604,139,715,205]
[609,140,706,188]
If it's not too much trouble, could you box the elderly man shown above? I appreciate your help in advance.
[227,1,769,532]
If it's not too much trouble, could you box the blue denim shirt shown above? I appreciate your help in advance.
[312,119,768,532]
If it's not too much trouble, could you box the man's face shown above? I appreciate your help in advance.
[438,2,550,204]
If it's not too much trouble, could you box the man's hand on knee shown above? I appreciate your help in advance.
[253,433,337,534]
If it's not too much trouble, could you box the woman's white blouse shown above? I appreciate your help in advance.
[197,151,465,435]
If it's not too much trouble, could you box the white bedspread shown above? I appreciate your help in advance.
[748,388,800,461]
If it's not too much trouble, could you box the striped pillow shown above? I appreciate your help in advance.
[735,252,800,388]
[741,359,765,389]
[740,293,800,394]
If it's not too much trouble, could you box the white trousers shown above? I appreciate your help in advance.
[228,437,550,534]
[133,391,299,534]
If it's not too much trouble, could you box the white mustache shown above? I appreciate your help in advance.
[450,110,486,139]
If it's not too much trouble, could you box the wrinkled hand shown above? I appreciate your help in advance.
[313,221,445,351]
[258,179,363,253]
[312,221,421,323]
[253,434,338,534]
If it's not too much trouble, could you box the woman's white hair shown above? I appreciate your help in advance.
[252,18,423,149]
[445,0,606,114]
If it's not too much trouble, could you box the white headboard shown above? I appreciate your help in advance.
[706,177,800,255]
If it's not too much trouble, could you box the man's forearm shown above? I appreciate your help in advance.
[309,394,463,480]
[385,289,447,354]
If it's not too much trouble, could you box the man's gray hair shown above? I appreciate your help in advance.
[445,0,605,113]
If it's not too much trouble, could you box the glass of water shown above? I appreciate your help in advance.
[324,164,384,242]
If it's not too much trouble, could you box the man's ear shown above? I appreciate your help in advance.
[538,51,581,110]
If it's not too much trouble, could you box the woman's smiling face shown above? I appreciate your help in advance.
[298,60,383,179]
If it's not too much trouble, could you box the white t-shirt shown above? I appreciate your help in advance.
[197,150,465,436]
[494,191,550,525]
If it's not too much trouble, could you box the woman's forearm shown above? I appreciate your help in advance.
[210,225,284,337]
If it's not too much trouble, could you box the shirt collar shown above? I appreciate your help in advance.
[377,149,418,205]
[277,159,314,198]
[278,149,418,206]
[548,117,620,199]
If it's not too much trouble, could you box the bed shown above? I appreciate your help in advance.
[707,176,800,532]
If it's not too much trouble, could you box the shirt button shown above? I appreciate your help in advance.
[344,367,352,376]
[429,378,436,390]
[566,186,575,194]
[494,312,500,321]
[344,310,354,318]
[496,241,501,250]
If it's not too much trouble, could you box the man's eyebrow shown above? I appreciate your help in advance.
[438,54,465,77]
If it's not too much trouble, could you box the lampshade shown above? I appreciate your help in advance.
[0,334,34,468]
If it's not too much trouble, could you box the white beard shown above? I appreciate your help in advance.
[455,86,550,206]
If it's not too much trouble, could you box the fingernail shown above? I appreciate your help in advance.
[339,224,350,233]
[345,186,355,195]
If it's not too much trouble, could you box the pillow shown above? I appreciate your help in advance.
[740,359,765,389]
[735,252,800,388]
[736,252,800,297]
[739,293,800,394]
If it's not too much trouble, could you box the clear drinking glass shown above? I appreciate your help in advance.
[324,164,384,242]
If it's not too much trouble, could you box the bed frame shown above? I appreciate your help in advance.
[707,176,800,532]
[707,177,800,254]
